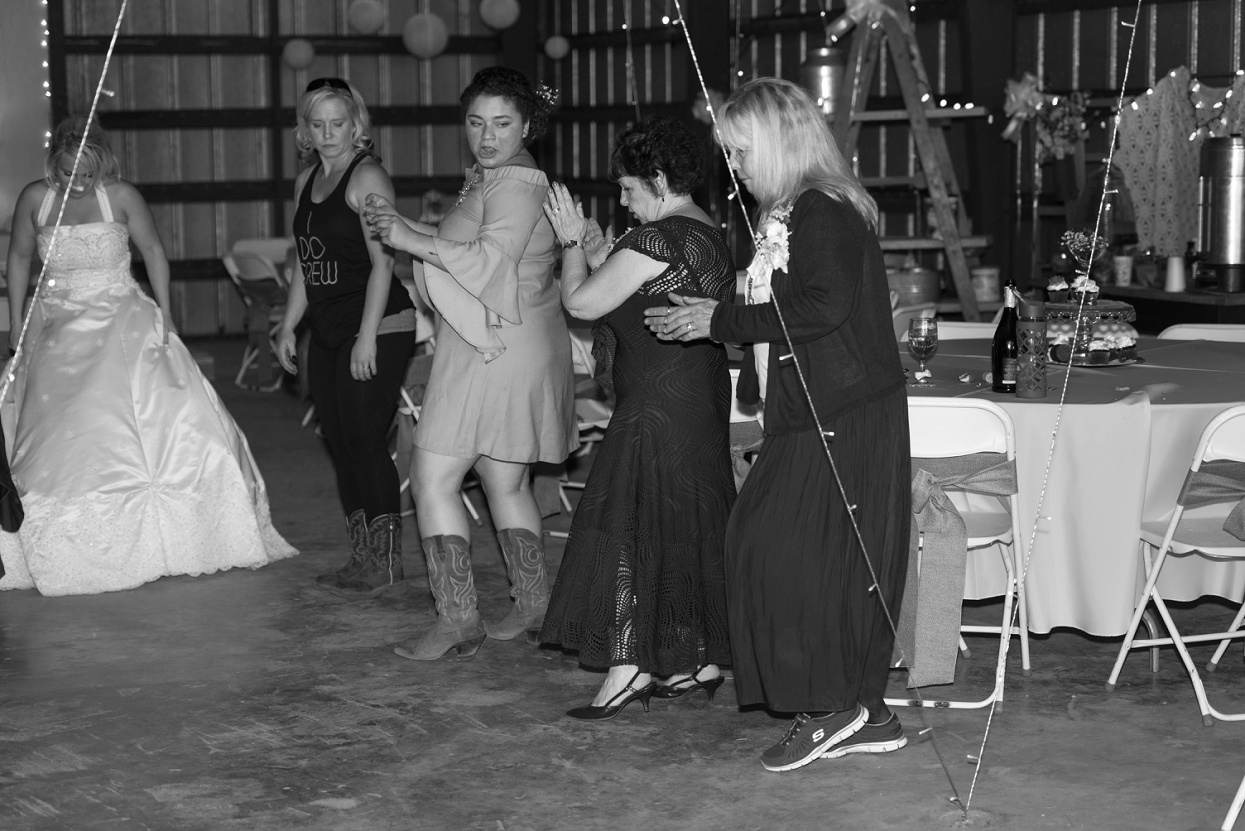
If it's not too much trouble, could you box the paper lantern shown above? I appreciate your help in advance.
[402,13,449,59]
[479,0,521,31]
[347,0,386,35]
[282,38,315,70]
[543,35,570,61]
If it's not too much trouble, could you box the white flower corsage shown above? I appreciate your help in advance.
[745,203,793,306]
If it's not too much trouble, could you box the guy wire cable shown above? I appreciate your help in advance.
[623,2,643,123]
[963,0,1149,811]
[668,0,966,815]
[3,0,132,406]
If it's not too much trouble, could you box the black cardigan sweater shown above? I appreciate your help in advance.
[710,188,905,435]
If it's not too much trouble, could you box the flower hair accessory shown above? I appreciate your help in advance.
[745,202,793,305]
[535,83,560,112]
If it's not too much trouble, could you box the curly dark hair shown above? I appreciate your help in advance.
[608,116,705,197]
[460,66,557,144]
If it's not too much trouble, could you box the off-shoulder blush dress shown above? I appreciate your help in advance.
[412,151,577,463]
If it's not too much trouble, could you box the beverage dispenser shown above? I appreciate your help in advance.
[1198,136,1245,292]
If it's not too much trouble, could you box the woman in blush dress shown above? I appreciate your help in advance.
[0,117,295,596]
[365,67,577,660]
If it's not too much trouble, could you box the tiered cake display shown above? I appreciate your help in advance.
[1045,298,1140,365]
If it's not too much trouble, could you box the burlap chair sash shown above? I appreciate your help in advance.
[1177,458,1245,542]
[895,452,1017,688]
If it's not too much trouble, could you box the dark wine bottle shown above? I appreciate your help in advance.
[991,283,1019,394]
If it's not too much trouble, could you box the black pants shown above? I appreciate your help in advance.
[307,330,417,521]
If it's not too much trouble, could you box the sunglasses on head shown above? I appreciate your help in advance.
[306,77,350,93]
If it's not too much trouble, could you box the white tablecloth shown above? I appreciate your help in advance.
[909,337,1245,635]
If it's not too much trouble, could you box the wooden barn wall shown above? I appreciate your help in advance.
[55,0,498,336]
[533,1,697,243]
[533,1,975,266]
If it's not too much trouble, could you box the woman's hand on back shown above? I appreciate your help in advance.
[643,292,719,342]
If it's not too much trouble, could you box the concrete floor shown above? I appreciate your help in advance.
[2,337,1244,831]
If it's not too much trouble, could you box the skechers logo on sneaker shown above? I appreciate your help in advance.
[812,729,825,742]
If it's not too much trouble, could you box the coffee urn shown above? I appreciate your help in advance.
[1198,136,1245,292]
[799,47,845,119]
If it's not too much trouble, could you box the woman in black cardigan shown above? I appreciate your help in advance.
[645,77,911,772]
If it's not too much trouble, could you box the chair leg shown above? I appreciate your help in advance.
[234,345,258,388]
[1149,591,1218,727]
[1222,769,1245,831]
[1106,541,1171,693]
[1141,608,1162,674]
[1207,600,1245,673]
[461,490,483,527]
[1012,542,1032,677]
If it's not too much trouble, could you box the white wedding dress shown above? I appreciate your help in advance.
[0,185,296,595]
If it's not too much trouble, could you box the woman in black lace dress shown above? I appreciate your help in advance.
[539,116,735,720]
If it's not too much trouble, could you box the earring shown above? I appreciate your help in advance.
[661,194,666,202]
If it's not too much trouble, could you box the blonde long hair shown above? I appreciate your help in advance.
[718,77,878,230]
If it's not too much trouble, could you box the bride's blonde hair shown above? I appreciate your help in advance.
[717,77,878,230]
[43,116,120,189]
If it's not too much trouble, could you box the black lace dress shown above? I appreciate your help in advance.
[540,216,736,675]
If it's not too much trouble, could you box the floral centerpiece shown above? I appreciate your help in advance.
[1061,230,1107,305]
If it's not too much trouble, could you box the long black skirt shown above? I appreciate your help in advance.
[727,384,910,713]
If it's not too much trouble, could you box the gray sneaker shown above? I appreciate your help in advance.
[821,713,907,759]
[760,705,866,772]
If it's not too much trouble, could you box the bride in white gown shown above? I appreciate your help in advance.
[0,118,296,596]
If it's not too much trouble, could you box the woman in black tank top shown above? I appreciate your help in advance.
[276,78,416,596]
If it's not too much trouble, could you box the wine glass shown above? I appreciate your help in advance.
[907,317,938,383]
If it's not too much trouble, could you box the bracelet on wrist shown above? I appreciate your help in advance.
[562,239,581,250]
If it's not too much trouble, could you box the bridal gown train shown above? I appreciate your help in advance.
[0,185,296,596]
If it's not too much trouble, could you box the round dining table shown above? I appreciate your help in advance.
[904,336,1245,636]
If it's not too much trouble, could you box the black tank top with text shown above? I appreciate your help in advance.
[293,153,412,347]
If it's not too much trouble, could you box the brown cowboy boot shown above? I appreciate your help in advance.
[314,509,367,587]
[393,534,486,660]
[487,528,549,641]
[333,513,404,597]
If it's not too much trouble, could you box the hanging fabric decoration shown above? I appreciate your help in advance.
[403,13,449,59]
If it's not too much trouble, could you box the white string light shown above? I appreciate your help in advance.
[963,0,1149,812]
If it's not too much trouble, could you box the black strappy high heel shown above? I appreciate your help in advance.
[652,666,726,701]
[566,669,656,721]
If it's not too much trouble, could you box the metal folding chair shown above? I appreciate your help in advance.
[888,397,1031,710]
[1106,403,1245,726]
[223,250,288,391]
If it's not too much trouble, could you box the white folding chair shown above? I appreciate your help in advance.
[1106,403,1245,726]
[888,397,1031,711]
[223,250,289,391]
[1158,323,1245,342]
